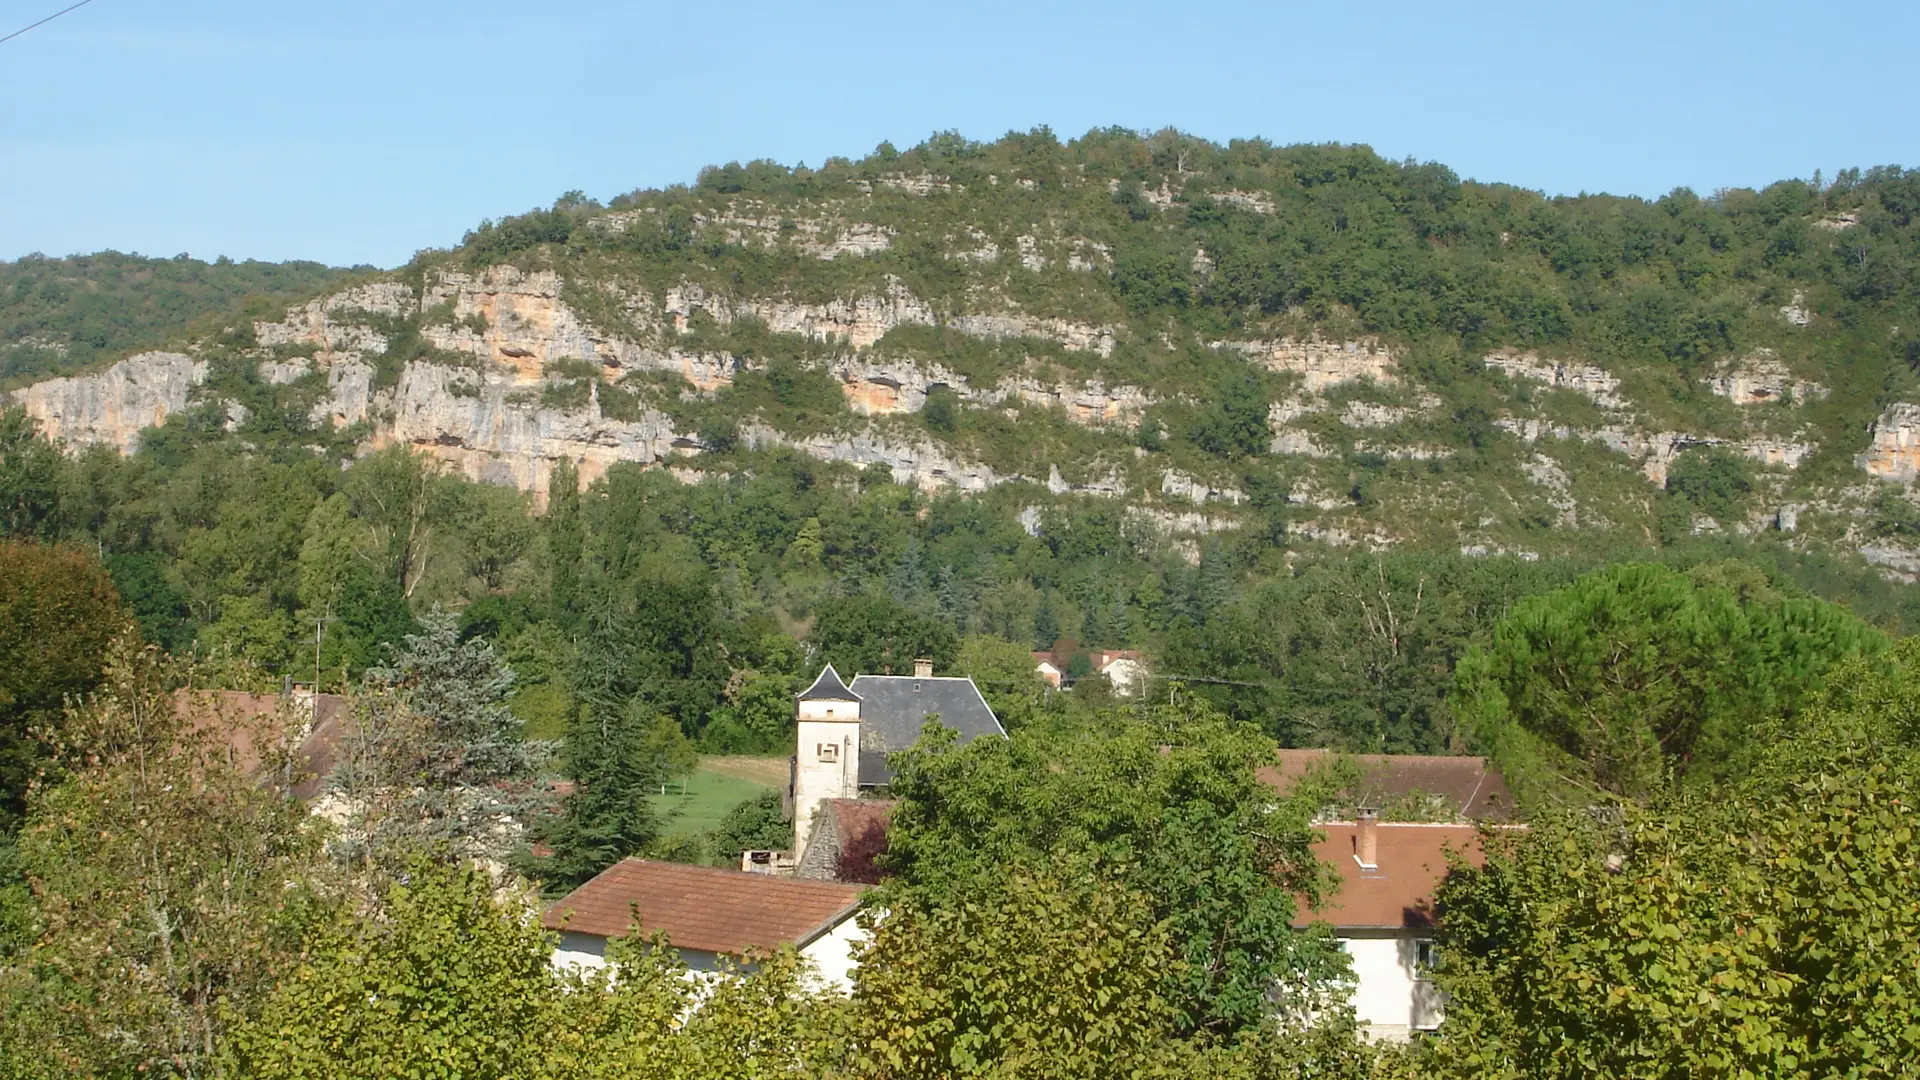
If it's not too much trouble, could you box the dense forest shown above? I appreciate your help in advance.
[4,127,1920,1076]
[0,251,352,387]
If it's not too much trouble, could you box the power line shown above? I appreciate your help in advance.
[0,0,97,46]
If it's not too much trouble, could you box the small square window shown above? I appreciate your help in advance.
[818,743,838,763]
[1415,939,1437,976]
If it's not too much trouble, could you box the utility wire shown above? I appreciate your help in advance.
[0,0,97,46]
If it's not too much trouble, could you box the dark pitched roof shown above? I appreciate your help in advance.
[1258,749,1515,821]
[846,674,1005,785]
[542,859,865,954]
[1295,823,1489,930]
[797,664,861,703]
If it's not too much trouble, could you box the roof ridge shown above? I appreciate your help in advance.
[798,663,861,702]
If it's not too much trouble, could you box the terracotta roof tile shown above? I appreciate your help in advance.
[1258,749,1515,821]
[542,859,866,955]
[1296,822,1490,929]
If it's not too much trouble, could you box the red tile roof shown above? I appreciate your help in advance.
[174,689,350,800]
[1296,822,1489,930]
[542,859,866,955]
[1258,749,1514,821]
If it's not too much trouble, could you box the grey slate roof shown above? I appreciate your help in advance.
[846,674,1006,785]
[797,664,861,703]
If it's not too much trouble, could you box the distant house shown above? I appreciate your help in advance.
[173,687,350,800]
[1297,816,1490,1041]
[1258,749,1514,822]
[789,660,1003,859]
[544,858,869,990]
[1029,648,1147,696]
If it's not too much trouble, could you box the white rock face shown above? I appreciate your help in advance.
[1860,403,1920,483]
[1483,351,1626,410]
[1704,351,1827,406]
[10,352,207,453]
[1220,338,1397,392]
[1161,470,1246,506]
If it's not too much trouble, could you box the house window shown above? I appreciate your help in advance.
[817,742,839,763]
[1414,939,1437,978]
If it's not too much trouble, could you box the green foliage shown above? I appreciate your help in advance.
[4,638,325,1077]
[882,705,1349,1035]
[0,541,125,831]
[706,790,790,865]
[0,251,347,387]
[1453,561,1886,804]
[1659,446,1756,540]
[1166,551,1579,751]
[852,860,1175,1080]
[224,858,555,1078]
[808,592,958,675]
[0,408,61,539]
[1425,650,1920,1078]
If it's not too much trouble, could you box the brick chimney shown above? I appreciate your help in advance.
[913,658,933,678]
[1356,808,1379,870]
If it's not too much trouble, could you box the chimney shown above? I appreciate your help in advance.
[1356,808,1379,871]
[913,658,933,678]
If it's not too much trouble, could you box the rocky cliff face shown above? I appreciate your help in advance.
[1861,403,1920,483]
[12,352,206,454]
[2,237,1897,560]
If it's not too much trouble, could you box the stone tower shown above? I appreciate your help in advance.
[792,664,862,858]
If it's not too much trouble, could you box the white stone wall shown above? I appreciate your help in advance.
[1340,929,1444,1041]
[800,913,870,993]
[792,703,860,856]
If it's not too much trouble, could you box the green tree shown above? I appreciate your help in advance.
[0,542,125,831]
[1,637,325,1077]
[330,611,550,867]
[224,859,555,1079]
[1426,652,1920,1078]
[0,408,60,540]
[1452,561,1885,804]
[707,790,790,866]
[809,593,957,675]
[882,706,1348,1035]
[851,860,1174,1080]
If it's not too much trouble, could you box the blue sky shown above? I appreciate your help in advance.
[3,0,1915,268]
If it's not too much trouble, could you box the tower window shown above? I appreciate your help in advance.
[817,743,839,763]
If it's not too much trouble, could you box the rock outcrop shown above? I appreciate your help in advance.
[1861,403,1920,483]
[10,352,206,453]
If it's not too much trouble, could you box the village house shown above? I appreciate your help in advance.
[787,660,1003,860]
[1263,748,1516,1040]
[1299,815,1487,1040]
[543,858,869,991]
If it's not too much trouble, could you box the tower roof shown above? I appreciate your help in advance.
[798,664,861,703]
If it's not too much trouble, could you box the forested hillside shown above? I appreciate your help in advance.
[7,128,1920,1077]
[0,251,352,387]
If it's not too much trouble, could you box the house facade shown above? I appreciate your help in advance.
[544,858,869,991]
[1299,817,1487,1040]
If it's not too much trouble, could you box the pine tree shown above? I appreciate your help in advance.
[331,610,550,866]
[534,604,668,888]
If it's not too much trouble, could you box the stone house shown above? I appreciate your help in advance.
[788,661,1003,860]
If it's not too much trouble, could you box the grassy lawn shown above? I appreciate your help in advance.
[649,755,787,837]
